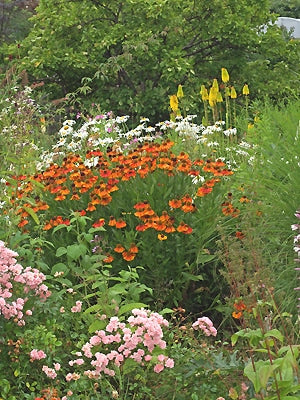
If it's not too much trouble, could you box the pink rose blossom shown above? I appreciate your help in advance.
[30,349,47,361]
[154,363,164,373]
[71,300,82,313]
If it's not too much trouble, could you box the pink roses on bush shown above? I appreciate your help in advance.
[0,240,51,325]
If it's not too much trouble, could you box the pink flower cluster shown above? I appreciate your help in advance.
[192,316,217,336]
[68,308,174,379]
[71,300,82,313]
[0,241,51,325]
[30,349,47,361]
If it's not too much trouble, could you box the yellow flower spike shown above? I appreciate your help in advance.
[230,86,237,99]
[169,94,179,112]
[242,83,249,95]
[221,68,230,83]
[216,91,223,103]
[177,84,184,98]
[212,78,219,91]
[225,87,230,97]
[209,86,218,107]
[200,85,209,101]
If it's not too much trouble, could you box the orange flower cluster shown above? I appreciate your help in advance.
[16,199,49,228]
[134,201,192,236]
[113,243,139,261]
[197,177,220,197]
[169,194,196,213]
[12,139,233,232]
[43,216,70,231]
[35,387,60,400]
[232,300,247,319]
[221,201,240,218]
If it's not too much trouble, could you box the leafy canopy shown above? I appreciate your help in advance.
[11,0,300,120]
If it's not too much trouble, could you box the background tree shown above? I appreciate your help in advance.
[6,0,300,121]
[270,0,300,18]
[0,0,37,43]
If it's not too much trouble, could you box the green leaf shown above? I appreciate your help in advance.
[122,357,138,375]
[23,206,40,225]
[196,254,216,265]
[84,304,102,314]
[158,308,174,315]
[66,243,87,259]
[56,247,67,257]
[51,263,69,275]
[88,319,107,333]
[182,271,204,282]
[52,224,68,233]
[244,360,279,392]
[118,303,148,316]
[264,329,284,343]
[13,369,20,377]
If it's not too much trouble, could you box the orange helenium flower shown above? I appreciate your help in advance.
[122,251,136,261]
[92,218,105,228]
[114,244,125,253]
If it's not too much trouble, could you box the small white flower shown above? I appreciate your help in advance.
[63,119,76,126]
[115,115,129,124]
[59,125,73,136]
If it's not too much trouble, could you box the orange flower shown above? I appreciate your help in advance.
[136,224,148,232]
[234,300,246,311]
[18,219,29,228]
[129,244,139,253]
[239,196,250,203]
[71,193,80,200]
[86,204,97,212]
[153,222,166,231]
[134,201,150,210]
[122,251,136,261]
[158,233,168,241]
[92,218,105,228]
[193,159,204,166]
[54,194,66,201]
[181,203,196,213]
[232,311,243,319]
[177,222,193,234]
[43,222,52,231]
[235,231,245,240]
[115,219,126,229]
[169,199,182,209]
[103,254,114,263]
[108,216,117,226]
[165,225,176,233]
[197,186,213,197]
[114,244,125,253]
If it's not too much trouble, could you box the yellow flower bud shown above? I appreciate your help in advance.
[221,68,230,83]
[200,85,209,101]
[177,84,184,98]
[230,86,237,99]
[216,91,223,103]
[212,78,219,91]
[209,86,218,107]
[170,95,179,112]
[242,84,249,95]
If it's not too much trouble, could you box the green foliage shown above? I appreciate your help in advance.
[5,0,298,121]
[270,0,300,18]
[232,328,300,399]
